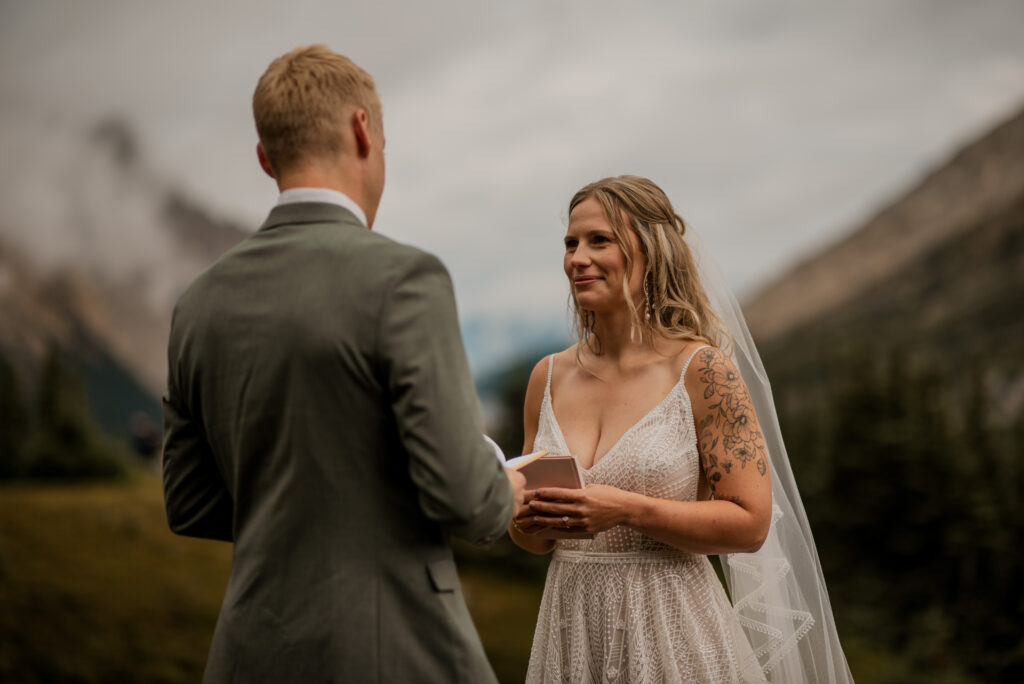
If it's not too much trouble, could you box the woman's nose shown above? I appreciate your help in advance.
[569,246,591,267]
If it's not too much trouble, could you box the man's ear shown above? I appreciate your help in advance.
[256,142,276,178]
[352,109,372,159]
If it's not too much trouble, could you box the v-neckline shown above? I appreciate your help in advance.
[545,369,688,472]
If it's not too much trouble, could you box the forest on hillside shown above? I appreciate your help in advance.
[778,349,1023,681]
[749,192,1024,681]
[0,345,142,481]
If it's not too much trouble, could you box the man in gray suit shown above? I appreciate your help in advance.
[162,45,526,683]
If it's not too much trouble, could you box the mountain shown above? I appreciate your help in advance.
[744,104,1024,407]
[737,105,1024,681]
[0,115,247,434]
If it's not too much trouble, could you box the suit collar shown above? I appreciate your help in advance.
[258,202,367,233]
[276,187,367,226]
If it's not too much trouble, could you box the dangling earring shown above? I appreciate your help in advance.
[643,275,652,322]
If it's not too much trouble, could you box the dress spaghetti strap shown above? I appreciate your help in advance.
[680,344,710,379]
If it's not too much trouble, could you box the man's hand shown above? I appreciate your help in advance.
[504,467,527,508]
[511,490,548,535]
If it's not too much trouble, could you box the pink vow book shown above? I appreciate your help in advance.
[510,452,592,540]
[510,452,582,490]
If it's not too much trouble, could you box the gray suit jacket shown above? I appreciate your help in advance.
[162,202,513,683]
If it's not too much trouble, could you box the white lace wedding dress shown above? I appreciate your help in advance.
[526,349,767,683]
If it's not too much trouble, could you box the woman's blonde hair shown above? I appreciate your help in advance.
[253,44,382,176]
[568,175,728,351]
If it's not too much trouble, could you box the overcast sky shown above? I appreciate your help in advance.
[2,0,1023,372]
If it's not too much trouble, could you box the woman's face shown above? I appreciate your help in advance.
[564,197,645,314]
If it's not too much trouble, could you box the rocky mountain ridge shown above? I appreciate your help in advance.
[744,104,1024,343]
[0,116,246,430]
[745,103,1024,425]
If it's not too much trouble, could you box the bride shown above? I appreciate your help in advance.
[509,176,853,683]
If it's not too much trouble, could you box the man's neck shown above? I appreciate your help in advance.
[276,165,370,225]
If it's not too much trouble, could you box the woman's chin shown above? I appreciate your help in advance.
[576,299,617,314]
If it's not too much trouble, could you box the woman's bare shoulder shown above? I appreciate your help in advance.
[526,345,577,391]
[551,344,579,367]
[666,338,718,375]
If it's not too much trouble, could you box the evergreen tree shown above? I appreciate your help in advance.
[22,344,127,480]
[490,357,535,459]
[0,348,29,478]
[776,344,1023,680]
[950,365,1024,679]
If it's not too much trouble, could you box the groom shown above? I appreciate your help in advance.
[162,45,525,683]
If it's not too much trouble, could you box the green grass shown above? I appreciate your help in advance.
[0,474,544,683]
[0,474,231,683]
[460,565,544,682]
[1,474,913,683]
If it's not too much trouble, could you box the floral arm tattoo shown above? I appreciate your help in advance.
[695,348,768,501]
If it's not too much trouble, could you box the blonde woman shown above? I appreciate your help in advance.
[511,176,852,683]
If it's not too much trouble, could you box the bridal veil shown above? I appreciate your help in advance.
[688,225,855,683]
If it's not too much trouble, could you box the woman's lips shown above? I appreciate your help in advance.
[574,276,601,286]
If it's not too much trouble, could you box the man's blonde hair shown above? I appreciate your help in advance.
[253,45,382,176]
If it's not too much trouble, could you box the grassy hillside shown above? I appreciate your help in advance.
[0,476,230,683]
[0,475,543,683]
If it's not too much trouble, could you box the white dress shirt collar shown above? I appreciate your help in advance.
[275,187,368,228]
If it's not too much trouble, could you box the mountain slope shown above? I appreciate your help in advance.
[738,106,1024,683]
[0,115,247,433]
[745,103,1024,422]
[745,105,1024,343]
[757,190,1024,382]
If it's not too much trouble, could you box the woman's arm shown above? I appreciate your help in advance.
[508,356,557,555]
[527,347,772,555]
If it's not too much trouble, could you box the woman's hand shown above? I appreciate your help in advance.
[527,484,639,535]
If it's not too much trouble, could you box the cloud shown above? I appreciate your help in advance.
[2,0,1024,372]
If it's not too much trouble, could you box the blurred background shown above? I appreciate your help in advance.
[1,1,1023,682]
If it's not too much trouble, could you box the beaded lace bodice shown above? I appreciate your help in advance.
[534,353,703,553]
